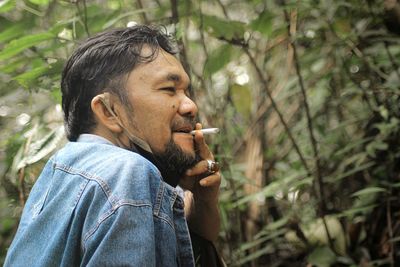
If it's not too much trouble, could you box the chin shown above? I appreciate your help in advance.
[182,148,195,158]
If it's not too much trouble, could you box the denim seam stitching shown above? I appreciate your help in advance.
[82,202,152,253]
[153,182,164,216]
[153,212,175,230]
[73,180,89,206]
[171,191,178,209]
[54,164,115,206]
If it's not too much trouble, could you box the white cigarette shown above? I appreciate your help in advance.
[190,128,220,135]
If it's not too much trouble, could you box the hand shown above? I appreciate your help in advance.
[179,123,221,204]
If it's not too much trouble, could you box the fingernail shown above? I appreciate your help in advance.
[186,170,192,176]
[200,180,207,186]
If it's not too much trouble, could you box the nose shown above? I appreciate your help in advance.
[178,95,198,118]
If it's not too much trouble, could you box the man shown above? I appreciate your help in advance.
[5,25,221,266]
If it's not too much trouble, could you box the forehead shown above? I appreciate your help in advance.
[128,47,190,85]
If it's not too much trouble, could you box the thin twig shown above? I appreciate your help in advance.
[282,6,326,214]
[326,21,383,108]
[244,48,310,175]
[75,0,90,37]
[154,0,161,7]
[342,56,375,111]
[82,0,90,36]
[169,0,191,75]
[384,42,400,80]
[216,0,229,18]
[18,168,26,206]
[387,198,394,267]
[136,0,149,24]
[198,3,209,58]
[280,0,336,251]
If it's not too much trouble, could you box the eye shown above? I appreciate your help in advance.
[160,87,176,94]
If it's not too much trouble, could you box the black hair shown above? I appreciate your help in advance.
[61,25,177,141]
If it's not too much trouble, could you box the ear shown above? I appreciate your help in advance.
[91,93,123,134]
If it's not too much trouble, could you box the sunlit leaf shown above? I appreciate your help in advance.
[326,161,375,183]
[13,61,63,88]
[204,44,234,77]
[0,24,25,43]
[0,32,55,61]
[236,244,274,265]
[333,18,352,39]
[16,126,65,170]
[28,0,49,5]
[351,187,386,197]
[0,0,15,13]
[14,66,48,88]
[201,15,245,40]
[339,204,378,217]
[230,84,252,119]
[250,10,274,37]
[307,246,337,267]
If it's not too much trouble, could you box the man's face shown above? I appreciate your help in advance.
[123,47,198,159]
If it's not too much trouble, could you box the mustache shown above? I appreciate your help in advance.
[171,117,196,131]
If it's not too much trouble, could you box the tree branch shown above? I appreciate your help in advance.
[384,42,400,80]
[75,0,90,37]
[169,0,191,77]
[136,0,149,24]
[243,48,310,175]
[18,168,26,206]
[282,5,326,213]
[216,0,229,18]
[387,197,394,267]
[280,0,336,251]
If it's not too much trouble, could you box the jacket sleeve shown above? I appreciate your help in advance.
[81,204,156,267]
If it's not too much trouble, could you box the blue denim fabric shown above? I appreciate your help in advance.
[4,134,194,266]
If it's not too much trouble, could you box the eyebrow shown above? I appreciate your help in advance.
[165,73,193,94]
[166,73,181,82]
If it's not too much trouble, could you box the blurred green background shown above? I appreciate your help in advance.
[1,0,400,266]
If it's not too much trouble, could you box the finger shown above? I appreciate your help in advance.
[194,123,213,160]
[185,160,209,177]
[199,172,221,187]
[179,175,197,191]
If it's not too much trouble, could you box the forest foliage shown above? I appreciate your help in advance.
[1,0,400,266]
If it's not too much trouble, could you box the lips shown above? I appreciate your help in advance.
[173,125,193,134]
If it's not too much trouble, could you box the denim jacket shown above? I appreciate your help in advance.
[4,134,195,266]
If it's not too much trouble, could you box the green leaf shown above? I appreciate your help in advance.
[0,57,26,74]
[233,172,308,207]
[366,140,388,158]
[0,32,55,61]
[338,204,377,217]
[351,187,386,197]
[13,61,63,88]
[15,125,65,170]
[0,23,25,43]
[202,15,245,40]
[250,10,274,37]
[236,244,274,266]
[28,0,49,5]
[14,66,49,88]
[0,217,16,234]
[230,84,252,119]
[326,161,375,183]
[204,44,233,77]
[0,0,15,13]
[239,229,286,253]
[307,246,337,267]
[333,18,352,39]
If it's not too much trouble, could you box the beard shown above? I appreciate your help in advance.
[122,106,199,187]
[153,138,201,187]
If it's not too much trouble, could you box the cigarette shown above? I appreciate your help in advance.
[190,128,220,135]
